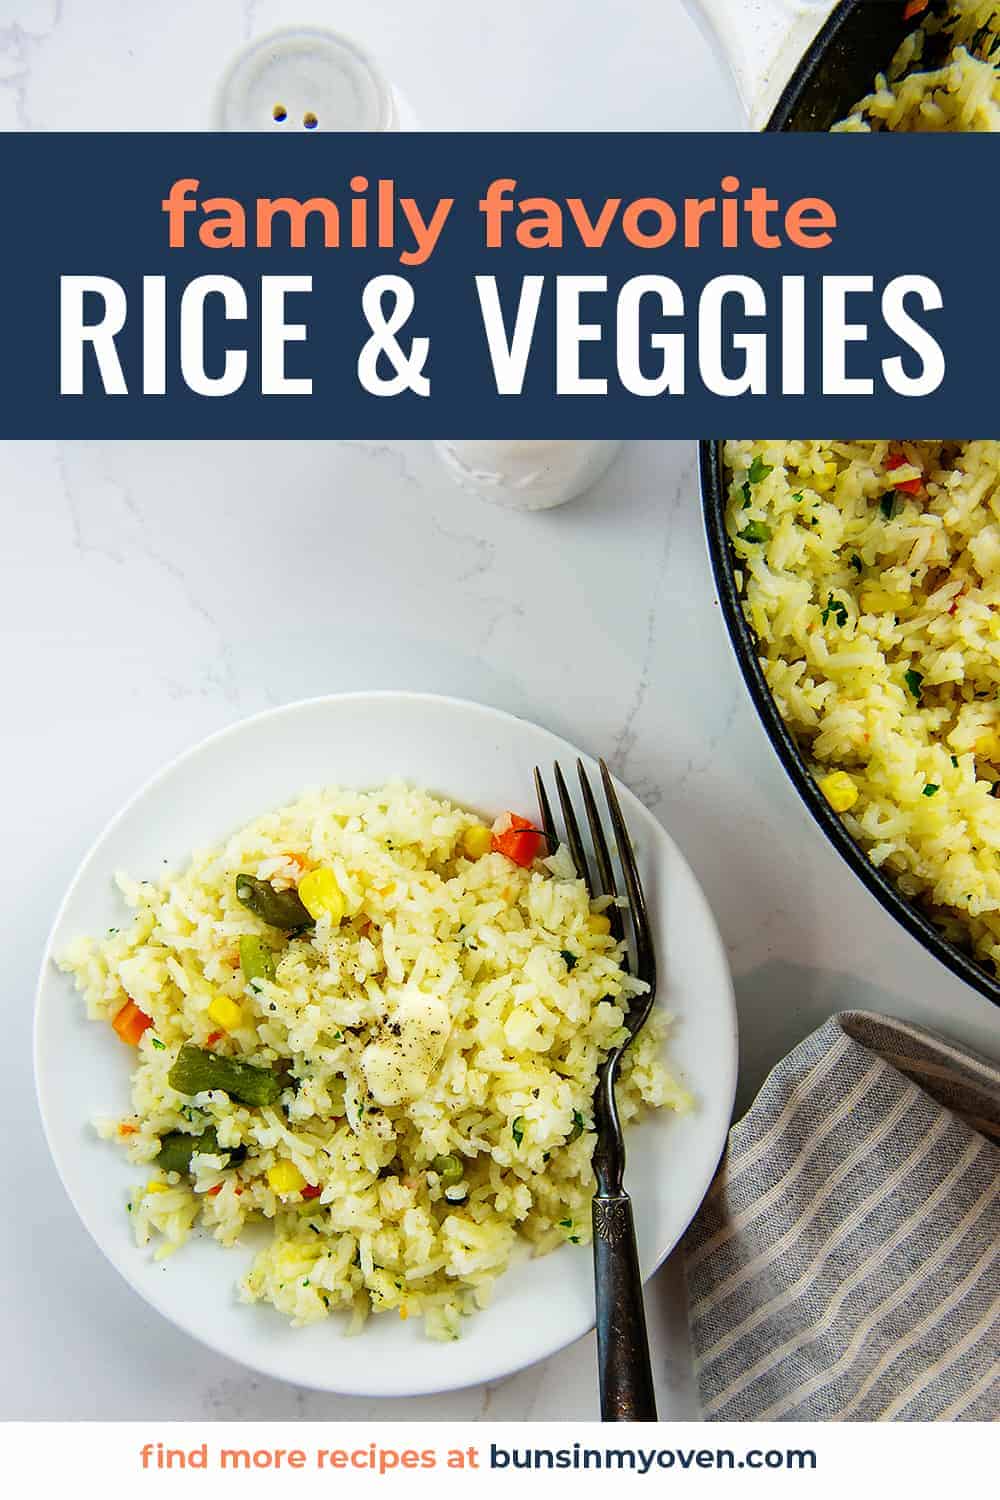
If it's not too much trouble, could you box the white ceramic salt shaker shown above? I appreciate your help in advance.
[214,27,403,132]
[434,440,622,511]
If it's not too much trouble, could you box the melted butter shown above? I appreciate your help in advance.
[360,992,451,1106]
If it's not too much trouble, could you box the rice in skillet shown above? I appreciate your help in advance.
[59,782,687,1340]
[833,0,1000,133]
[727,441,1000,975]
[726,10,1000,969]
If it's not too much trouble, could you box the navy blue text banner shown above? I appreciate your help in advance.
[3,131,997,437]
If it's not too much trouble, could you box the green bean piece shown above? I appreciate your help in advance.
[167,1043,283,1106]
[239,933,276,985]
[432,1153,464,1184]
[156,1126,247,1174]
[156,1126,219,1174]
[235,874,313,931]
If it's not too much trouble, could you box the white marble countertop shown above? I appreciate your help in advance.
[3,0,998,1424]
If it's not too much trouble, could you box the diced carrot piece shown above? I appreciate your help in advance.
[903,0,929,21]
[112,1000,153,1047]
[206,1184,223,1197]
[491,812,542,868]
[205,1030,223,1046]
[301,1184,322,1200]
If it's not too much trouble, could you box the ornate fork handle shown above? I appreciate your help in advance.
[535,758,659,1423]
[591,1059,657,1421]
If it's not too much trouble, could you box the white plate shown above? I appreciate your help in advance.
[34,692,736,1397]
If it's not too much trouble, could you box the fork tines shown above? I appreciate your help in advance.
[533,758,656,990]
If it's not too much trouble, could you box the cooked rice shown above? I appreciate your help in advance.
[726,441,1000,973]
[59,782,687,1339]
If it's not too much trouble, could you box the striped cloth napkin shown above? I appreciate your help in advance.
[683,1010,999,1421]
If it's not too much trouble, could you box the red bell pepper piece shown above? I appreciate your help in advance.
[886,451,922,494]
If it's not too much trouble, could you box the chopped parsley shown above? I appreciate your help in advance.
[951,755,959,767]
[560,949,577,970]
[741,481,752,507]
[790,491,804,504]
[904,668,925,704]
[880,492,900,521]
[748,455,773,484]
[850,554,863,574]
[821,594,848,629]
[923,784,940,798]
[738,521,771,545]
[568,1109,586,1142]
[511,1117,525,1148]
[150,1037,165,1050]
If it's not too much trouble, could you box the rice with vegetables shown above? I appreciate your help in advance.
[833,0,1000,133]
[59,783,686,1340]
[727,441,1000,973]
[725,8,1000,970]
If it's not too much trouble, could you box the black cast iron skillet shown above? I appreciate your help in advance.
[700,0,1000,1007]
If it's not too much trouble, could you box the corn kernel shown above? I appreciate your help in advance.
[819,771,859,813]
[145,1181,169,1196]
[267,1160,305,1195]
[859,587,907,615]
[297,866,345,924]
[462,824,493,860]
[588,913,612,935]
[810,461,837,493]
[207,993,243,1032]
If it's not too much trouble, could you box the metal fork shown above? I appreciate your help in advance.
[534,757,657,1423]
